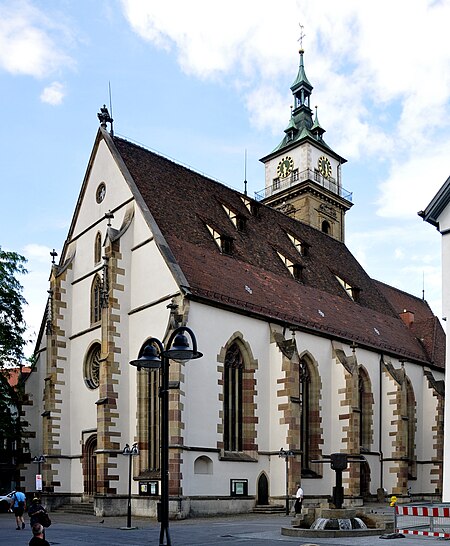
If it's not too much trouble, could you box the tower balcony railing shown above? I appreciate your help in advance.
[254,168,352,202]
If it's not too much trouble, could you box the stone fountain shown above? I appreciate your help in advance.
[281,453,385,538]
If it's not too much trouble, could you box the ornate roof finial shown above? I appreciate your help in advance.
[298,23,306,52]
[50,249,58,264]
[105,210,114,227]
[97,105,113,131]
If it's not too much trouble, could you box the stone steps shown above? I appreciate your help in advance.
[252,504,285,514]
[53,502,94,515]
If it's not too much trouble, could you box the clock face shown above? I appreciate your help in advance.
[277,156,294,178]
[318,156,332,178]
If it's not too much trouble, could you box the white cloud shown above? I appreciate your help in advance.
[40,81,65,105]
[120,0,450,223]
[23,243,54,263]
[377,142,450,219]
[0,0,74,78]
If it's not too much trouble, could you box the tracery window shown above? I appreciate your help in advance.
[84,343,101,390]
[224,343,244,452]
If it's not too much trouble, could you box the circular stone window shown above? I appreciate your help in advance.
[96,182,106,203]
[84,343,101,389]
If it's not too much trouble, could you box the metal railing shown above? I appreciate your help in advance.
[254,168,352,202]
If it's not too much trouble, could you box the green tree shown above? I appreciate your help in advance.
[0,246,28,367]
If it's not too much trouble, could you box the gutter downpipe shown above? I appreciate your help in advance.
[379,354,384,490]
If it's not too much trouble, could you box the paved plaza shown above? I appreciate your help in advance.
[1,507,445,545]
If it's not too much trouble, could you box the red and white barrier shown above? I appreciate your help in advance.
[396,505,450,538]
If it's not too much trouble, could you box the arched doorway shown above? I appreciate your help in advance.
[83,434,97,497]
[360,460,371,498]
[257,473,269,505]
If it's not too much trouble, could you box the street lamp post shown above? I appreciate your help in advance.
[130,326,202,546]
[32,455,46,492]
[278,448,295,515]
[122,442,139,529]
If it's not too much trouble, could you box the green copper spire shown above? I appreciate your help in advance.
[291,49,312,93]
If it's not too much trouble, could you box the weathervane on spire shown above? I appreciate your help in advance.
[298,23,306,51]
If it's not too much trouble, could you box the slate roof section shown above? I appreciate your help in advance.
[112,134,444,369]
[374,280,445,369]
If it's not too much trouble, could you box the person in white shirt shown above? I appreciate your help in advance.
[294,483,304,514]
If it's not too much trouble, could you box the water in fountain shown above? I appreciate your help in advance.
[310,516,367,530]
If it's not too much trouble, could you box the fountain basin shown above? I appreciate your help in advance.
[281,507,385,538]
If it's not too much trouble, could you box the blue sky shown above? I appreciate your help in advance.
[1,0,449,353]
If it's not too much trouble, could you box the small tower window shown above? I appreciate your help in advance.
[273,178,280,190]
[321,220,331,234]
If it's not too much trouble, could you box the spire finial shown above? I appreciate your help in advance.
[243,149,248,196]
[50,249,58,264]
[297,23,306,52]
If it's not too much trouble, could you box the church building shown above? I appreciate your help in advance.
[22,48,445,517]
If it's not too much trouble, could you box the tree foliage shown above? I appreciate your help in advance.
[0,246,28,367]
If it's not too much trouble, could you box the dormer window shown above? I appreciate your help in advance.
[207,225,233,255]
[222,205,246,231]
[277,252,303,281]
[287,233,307,256]
[335,275,360,301]
[241,196,259,217]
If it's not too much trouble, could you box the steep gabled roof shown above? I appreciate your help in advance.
[373,280,445,368]
[110,134,443,368]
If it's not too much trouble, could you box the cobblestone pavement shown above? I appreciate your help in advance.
[0,505,444,545]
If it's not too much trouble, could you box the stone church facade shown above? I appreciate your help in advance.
[21,50,444,517]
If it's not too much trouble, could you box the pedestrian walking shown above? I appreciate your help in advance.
[12,489,27,530]
[29,523,50,546]
[28,497,48,527]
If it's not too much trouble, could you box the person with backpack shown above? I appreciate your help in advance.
[12,489,27,530]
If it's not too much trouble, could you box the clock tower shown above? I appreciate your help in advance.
[257,48,352,243]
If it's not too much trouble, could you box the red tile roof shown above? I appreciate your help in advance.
[112,134,444,369]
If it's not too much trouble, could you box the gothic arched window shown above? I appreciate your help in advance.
[358,366,374,452]
[94,232,102,264]
[224,342,244,452]
[405,378,416,479]
[91,275,102,324]
[300,358,311,471]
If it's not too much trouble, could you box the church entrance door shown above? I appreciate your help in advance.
[360,460,371,498]
[84,434,97,497]
[257,473,269,505]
